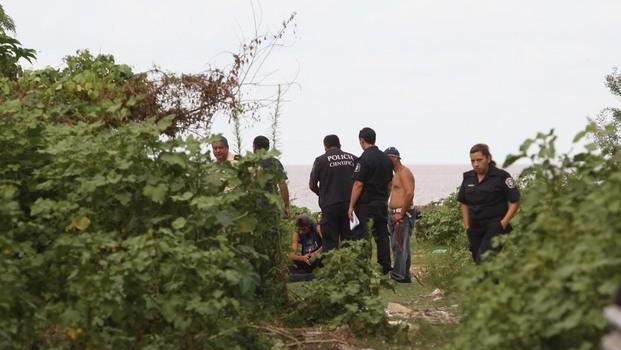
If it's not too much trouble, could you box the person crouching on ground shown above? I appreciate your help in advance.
[385,147,416,283]
[289,214,323,273]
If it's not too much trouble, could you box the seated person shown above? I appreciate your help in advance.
[289,214,323,274]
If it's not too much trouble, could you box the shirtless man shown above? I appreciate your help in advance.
[384,147,415,283]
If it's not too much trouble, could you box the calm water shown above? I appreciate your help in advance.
[285,164,524,212]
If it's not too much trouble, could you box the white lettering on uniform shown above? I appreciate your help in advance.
[327,154,354,162]
[329,161,355,167]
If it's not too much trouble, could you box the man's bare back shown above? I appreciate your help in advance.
[389,165,415,210]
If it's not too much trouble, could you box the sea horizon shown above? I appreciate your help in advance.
[285,163,526,212]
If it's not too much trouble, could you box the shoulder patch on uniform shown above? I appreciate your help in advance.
[505,177,516,189]
[354,163,361,173]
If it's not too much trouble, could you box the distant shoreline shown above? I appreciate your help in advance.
[286,164,526,212]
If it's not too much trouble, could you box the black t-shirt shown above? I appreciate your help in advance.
[298,224,322,255]
[260,157,287,193]
[457,166,520,221]
[352,146,393,204]
[309,148,356,209]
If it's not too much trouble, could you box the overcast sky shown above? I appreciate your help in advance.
[5,0,621,164]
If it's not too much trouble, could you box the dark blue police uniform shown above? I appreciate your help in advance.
[309,147,357,251]
[353,145,393,273]
[457,166,520,263]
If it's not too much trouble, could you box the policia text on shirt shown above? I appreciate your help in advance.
[309,135,357,252]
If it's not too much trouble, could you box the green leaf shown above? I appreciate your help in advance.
[237,216,257,233]
[518,138,534,153]
[216,211,233,226]
[161,153,187,168]
[0,184,18,199]
[114,192,132,206]
[572,129,588,143]
[171,191,193,202]
[66,216,91,231]
[171,217,187,230]
[224,270,240,283]
[503,153,523,168]
[30,198,56,216]
[59,308,81,325]
[143,183,168,204]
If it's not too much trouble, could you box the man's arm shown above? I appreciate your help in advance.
[348,180,364,220]
[289,233,309,263]
[411,173,416,207]
[278,181,290,218]
[309,160,320,195]
[459,203,470,230]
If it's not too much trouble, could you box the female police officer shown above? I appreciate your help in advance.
[457,143,520,264]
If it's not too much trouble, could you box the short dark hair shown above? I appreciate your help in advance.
[358,127,376,144]
[212,135,229,148]
[323,134,341,148]
[253,135,270,150]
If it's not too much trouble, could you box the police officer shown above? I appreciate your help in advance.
[348,127,394,273]
[457,143,520,264]
[309,134,356,252]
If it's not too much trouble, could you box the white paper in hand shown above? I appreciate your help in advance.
[349,211,360,230]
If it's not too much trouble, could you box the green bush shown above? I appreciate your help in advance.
[287,240,393,334]
[425,242,472,292]
[416,193,463,246]
[0,53,287,349]
[446,75,621,350]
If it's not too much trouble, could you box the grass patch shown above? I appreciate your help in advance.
[285,239,466,349]
[359,240,463,349]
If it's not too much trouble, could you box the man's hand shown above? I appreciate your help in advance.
[303,254,313,265]
[391,212,404,224]
[348,206,354,220]
[500,219,509,230]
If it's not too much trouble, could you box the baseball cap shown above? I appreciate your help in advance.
[384,147,400,158]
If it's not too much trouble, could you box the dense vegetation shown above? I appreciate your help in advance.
[0,13,394,348]
[288,239,393,334]
[2,6,621,349]
[0,52,297,349]
[447,114,621,349]
[415,70,621,350]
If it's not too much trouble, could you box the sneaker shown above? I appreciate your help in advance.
[389,271,411,283]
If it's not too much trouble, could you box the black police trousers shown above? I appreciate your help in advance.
[353,201,391,273]
[467,217,512,264]
[320,201,352,252]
